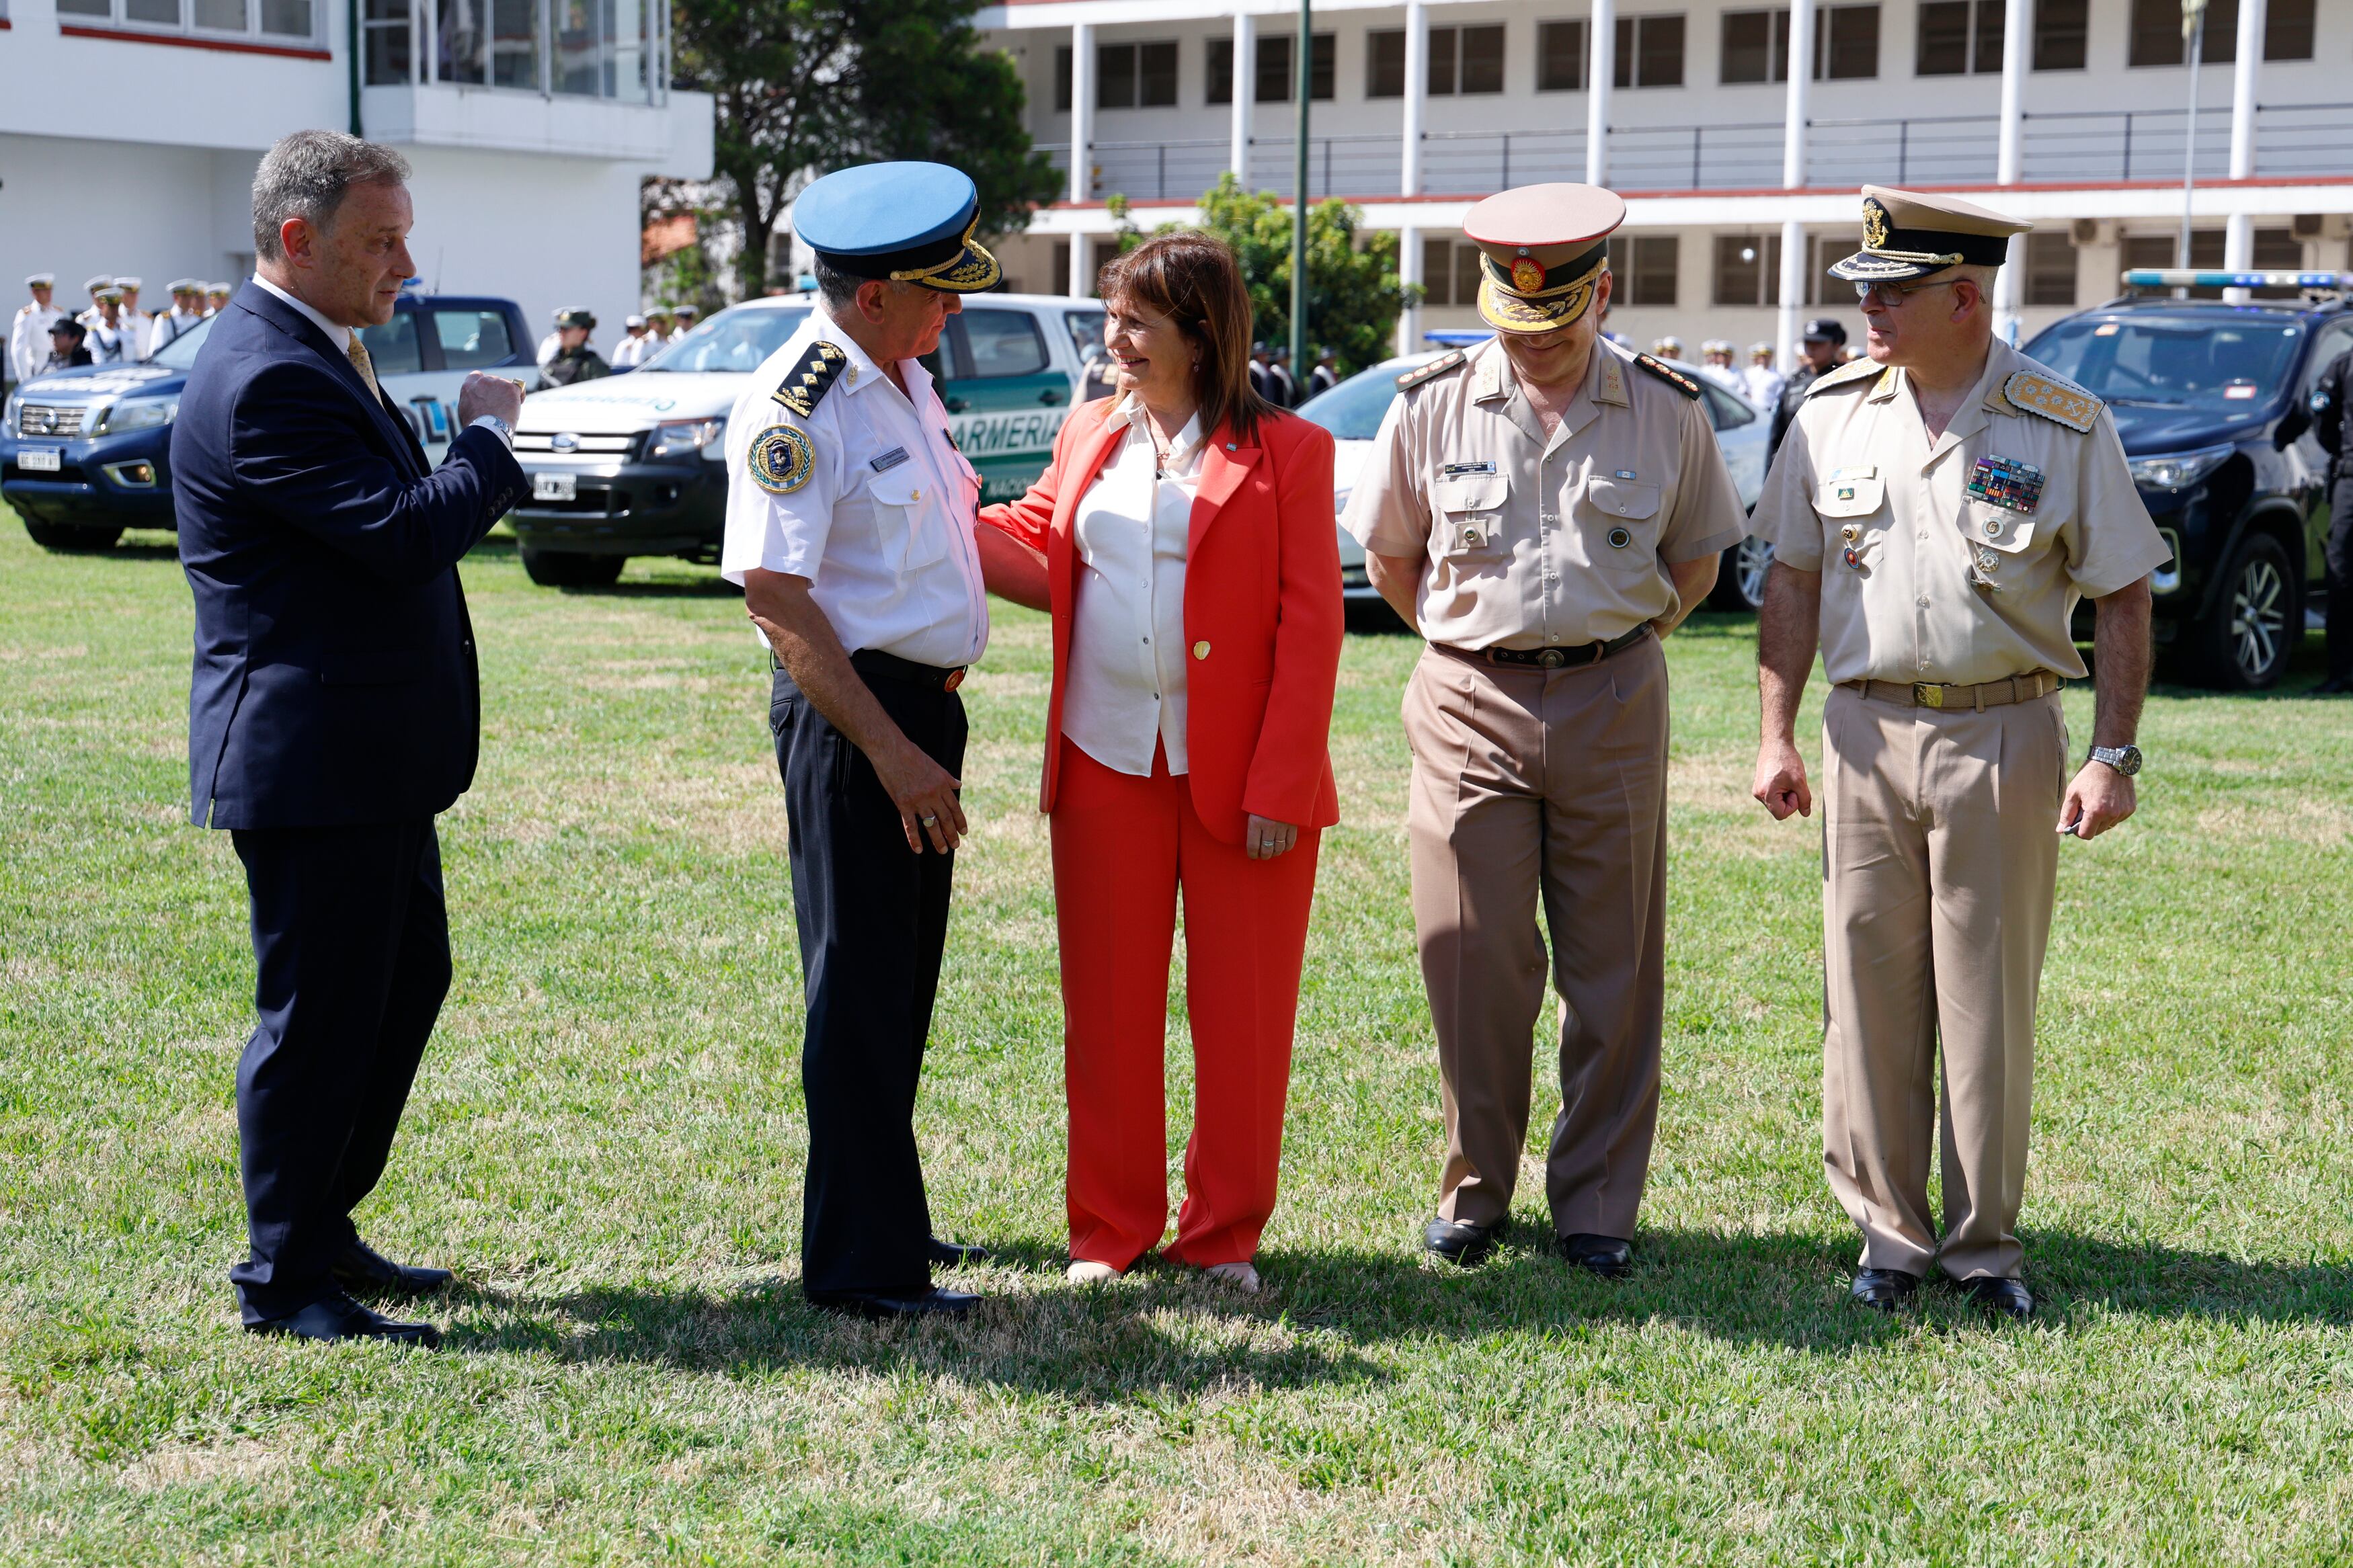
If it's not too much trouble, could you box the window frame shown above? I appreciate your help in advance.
[55,0,324,48]
[1252,30,1335,102]
[2031,0,2087,72]
[1096,38,1179,110]
[1613,13,1686,89]
[1609,234,1681,307]
[1537,17,1587,91]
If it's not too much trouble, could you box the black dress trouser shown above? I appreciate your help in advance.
[2328,477,2353,683]
[227,819,449,1322]
[770,663,965,1301]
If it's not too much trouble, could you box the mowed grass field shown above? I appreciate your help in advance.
[3,510,2352,1567]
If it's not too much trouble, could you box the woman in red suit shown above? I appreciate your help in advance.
[977,233,1342,1293]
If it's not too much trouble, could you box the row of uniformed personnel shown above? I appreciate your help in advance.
[8,274,230,382]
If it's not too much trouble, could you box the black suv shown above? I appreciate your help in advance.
[2024,273,2346,690]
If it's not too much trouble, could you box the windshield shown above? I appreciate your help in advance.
[2023,314,2304,412]
[639,304,811,374]
[151,314,216,368]
[1297,359,1417,441]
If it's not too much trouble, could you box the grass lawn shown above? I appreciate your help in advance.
[3,511,2352,1566]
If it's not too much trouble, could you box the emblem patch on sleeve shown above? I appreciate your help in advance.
[748,425,815,494]
[2004,370,2102,432]
[771,341,849,419]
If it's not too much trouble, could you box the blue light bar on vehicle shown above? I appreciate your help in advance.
[1423,329,1495,346]
[2120,269,2353,290]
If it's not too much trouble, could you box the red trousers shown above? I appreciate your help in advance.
[1051,738,1320,1269]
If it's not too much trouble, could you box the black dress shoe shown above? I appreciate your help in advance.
[1423,1217,1503,1268]
[807,1287,980,1321]
[245,1292,441,1349]
[1556,1233,1632,1278]
[1961,1276,2035,1321]
[331,1239,454,1300]
[928,1238,991,1269]
[1850,1268,1922,1311]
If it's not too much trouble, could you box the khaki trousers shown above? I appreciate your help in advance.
[1819,685,2067,1282]
[1404,636,1669,1239]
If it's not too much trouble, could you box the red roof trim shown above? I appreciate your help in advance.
[57,24,331,59]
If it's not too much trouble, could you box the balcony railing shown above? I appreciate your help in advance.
[1040,100,2353,206]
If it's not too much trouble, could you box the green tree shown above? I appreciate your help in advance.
[1119,173,1416,376]
[672,0,1062,300]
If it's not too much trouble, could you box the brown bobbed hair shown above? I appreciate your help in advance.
[1097,231,1273,447]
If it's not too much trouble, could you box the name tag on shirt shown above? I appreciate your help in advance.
[869,446,912,473]
[1440,460,1497,477]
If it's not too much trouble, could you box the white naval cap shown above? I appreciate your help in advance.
[26,272,55,288]
[113,276,143,289]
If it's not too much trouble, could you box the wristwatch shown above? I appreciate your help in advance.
[2088,743,2143,776]
[467,413,514,446]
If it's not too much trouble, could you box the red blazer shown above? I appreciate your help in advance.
[979,399,1343,845]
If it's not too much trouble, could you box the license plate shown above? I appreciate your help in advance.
[532,472,576,502]
[19,448,61,472]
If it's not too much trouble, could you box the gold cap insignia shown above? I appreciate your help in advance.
[1863,198,1891,250]
[1510,257,1547,293]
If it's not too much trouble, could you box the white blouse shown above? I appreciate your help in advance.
[1062,397,1204,777]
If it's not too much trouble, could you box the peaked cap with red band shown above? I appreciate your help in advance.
[1461,183,1628,335]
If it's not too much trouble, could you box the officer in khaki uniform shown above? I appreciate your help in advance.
[1346,183,1749,1276]
[1750,188,2171,1320]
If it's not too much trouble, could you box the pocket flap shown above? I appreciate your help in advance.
[1433,470,1508,513]
[1814,474,1884,518]
[1585,477,1661,520]
[1967,503,2040,554]
[868,470,927,508]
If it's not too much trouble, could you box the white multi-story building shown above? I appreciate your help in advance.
[975,0,2353,364]
[0,0,711,349]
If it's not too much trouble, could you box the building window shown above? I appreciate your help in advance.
[1806,235,1860,304]
[2032,0,2087,71]
[551,0,657,101]
[2129,0,2317,66]
[1917,0,2003,75]
[56,0,322,42]
[1427,24,1507,94]
[1614,13,1685,87]
[364,0,410,81]
[1206,37,1228,104]
[2264,0,2317,59]
[1097,40,1177,108]
[1721,8,1786,81]
[1713,234,1784,306]
[1055,44,1072,111]
[1818,5,1879,77]
[1368,28,1405,96]
[1609,235,1680,306]
[1421,238,1486,308]
[1253,32,1334,101]
[1538,19,1587,90]
[2024,232,2075,306]
[1723,7,1880,83]
[437,0,542,89]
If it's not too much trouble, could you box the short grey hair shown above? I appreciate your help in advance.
[251,130,411,262]
[812,255,914,317]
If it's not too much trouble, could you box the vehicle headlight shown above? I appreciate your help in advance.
[2127,444,2233,491]
[3,391,21,433]
[91,396,179,436]
[648,417,724,461]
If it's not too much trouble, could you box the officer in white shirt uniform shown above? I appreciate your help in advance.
[114,278,153,361]
[719,161,1002,1323]
[1740,341,1786,413]
[608,314,652,368]
[149,280,208,357]
[77,274,112,330]
[9,274,64,387]
[87,288,140,365]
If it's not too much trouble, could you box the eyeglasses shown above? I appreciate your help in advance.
[1853,278,1962,306]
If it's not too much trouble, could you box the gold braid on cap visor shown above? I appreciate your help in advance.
[1476,249,1606,331]
[886,220,1002,291]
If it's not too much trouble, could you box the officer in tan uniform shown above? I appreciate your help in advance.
[1347,183,1749,1276]
[1749,188,2171,1320]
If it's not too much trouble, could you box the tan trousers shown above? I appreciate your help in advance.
[1820,685,2067,1281]
[1404,636,1669,1239]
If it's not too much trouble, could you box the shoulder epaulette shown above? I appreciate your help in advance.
[2003,368,2102,432]
[770,339,850,419]
[1804,358,1884,398]
[1396,350,1467,392]
[1632,352,1702,399]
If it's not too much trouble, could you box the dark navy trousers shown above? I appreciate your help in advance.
[770,665,964,1301]
[228,819,448,1322]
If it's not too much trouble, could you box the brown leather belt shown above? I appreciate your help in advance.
[1439,626,1652,671]
[1837,671,2060,710]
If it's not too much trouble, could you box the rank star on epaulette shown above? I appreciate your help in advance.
[1632,353,1702,399]
[772,340,850,419]
[2004,369,2102,432]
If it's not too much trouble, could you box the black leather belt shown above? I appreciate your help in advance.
[769,647,967,692]
[1441,626,1652,670]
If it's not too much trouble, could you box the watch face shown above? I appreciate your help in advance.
[2118,745,2143,776]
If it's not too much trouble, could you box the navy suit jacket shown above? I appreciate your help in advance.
[175,282,526,829]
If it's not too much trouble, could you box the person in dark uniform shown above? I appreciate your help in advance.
[539,308,611,388]
[1248,341,1278,405]
[1769,317,1849,456]
[2307,346,2353,694]
[40,317,93,372]
[175,130,526,1347]
[720,161,1004,1320]
[1307,345,1340,400]
[1267,346,1298,409]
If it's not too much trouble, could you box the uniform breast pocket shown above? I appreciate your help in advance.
[1960,500,2048,593]
[1578,477,1663,568]
[1431,469,1510,560]
[1812,472,1887,571]
[867,469,945,571]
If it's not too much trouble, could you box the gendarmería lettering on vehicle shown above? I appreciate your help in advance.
[946,408,1068,458]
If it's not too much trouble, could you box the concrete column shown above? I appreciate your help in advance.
[1993,0,2030,337]
[1777,218,1807,376]
[1777,1,1814,372]
[1070,23,1094,206]
[2223,0,2266,300]
[1069,233,1094,298]
[1230,11,1253,183]
[1398,222,1423,356]
[1402,1,1427,196]
[1587,0,1614,185]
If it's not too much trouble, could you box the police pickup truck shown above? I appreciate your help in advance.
[2,288,530,552]
[508,293,1109,587]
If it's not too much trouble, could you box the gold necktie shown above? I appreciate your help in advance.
[346,336,380,401]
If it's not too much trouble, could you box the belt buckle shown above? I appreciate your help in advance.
[1536,649,1567,669]
[943,667,965,692]
[1913,682,1944,708]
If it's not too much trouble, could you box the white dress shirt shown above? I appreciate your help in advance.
[1062,396,1203,777]
[720,306,989,670]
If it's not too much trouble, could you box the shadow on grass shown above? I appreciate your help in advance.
[436,1224,2353,1389]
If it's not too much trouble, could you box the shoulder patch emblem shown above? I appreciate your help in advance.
[748,425,815,494]
[2004,370,2102,432]
[770,340,850,419]
[1632,353,1702,399]
[1396,350,1468,392]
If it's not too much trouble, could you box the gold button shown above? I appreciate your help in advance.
[911,488,922,501]
[1192,641,1211,660]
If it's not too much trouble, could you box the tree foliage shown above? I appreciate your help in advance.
[1118,174,1415,376]
[672,0,1062,298]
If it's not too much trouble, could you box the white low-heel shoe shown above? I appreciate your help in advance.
[1064,1260,1123,1284]
[1203,1260,1262,1294]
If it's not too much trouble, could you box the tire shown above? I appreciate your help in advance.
[1708,534,1774,612]
[22,517,123,552]
[2186,530,2299,690]
[519,548,626,588]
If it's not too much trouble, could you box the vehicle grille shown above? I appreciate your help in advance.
[16,404,88,438]
[515,431,637,456]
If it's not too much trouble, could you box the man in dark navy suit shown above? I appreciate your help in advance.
[174,130,526,1348]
